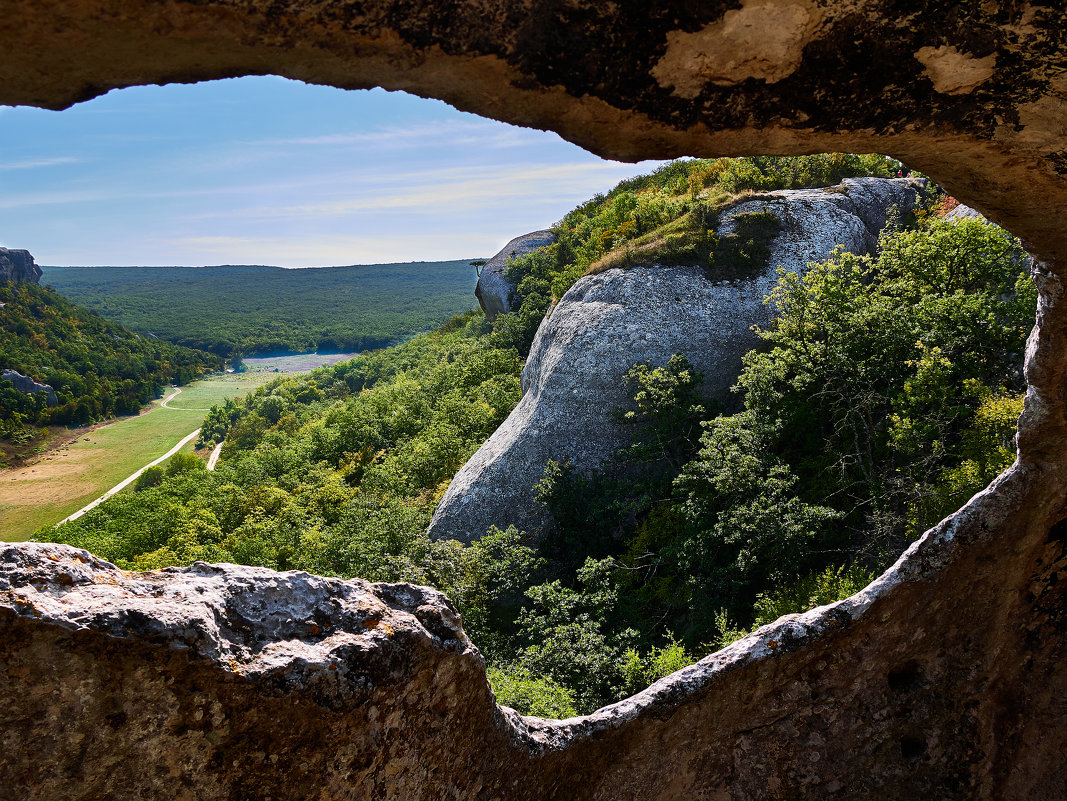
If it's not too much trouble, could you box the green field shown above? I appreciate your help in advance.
[41,260,480,357]
[0,373,275,541]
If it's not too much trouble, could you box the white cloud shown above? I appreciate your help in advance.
[0,156,81,170]
[261,118,535,151]
[182,161,655,222]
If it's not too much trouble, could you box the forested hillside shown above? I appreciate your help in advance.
[44,156,1033,717]
[0,281,220,443]
[42,260,478,358]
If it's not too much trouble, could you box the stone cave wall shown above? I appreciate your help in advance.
[1,1,1066,798]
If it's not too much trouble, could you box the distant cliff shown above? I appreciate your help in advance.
[475,230,557,321]
[1,368,58,407]
[0,248,42,284]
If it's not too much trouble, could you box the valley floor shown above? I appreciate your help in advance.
[0,373,275,541]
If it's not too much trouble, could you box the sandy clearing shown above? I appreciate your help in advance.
[0,448,106,507]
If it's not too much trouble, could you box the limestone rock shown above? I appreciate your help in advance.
[475,230,557,321]
[0,248,41,284]
[2,1,1067,265]
[1,368,58,407]
[2,443,1066,800]
[0,542,511,799]
[430,178,924,542]
[945,203,987,222]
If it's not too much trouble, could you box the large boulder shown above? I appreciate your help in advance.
[0,248,41,284]
[430,178,924,542]
[1,368,58,407]
[0,543,510,799]
[475,229,557,321]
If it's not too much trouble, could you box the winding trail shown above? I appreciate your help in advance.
[58,386,218,523]
[207,441,224,471]
[160,386,212,412]
[58,427,203,525]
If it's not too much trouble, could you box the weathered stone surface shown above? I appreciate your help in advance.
[1,2,1066,265]
[1,368,59,407]
[430,178,923,542]
[2,2,1067,797]
[3,423,1067,800]
[0,248,41,284]
[475,229,556,321]
[0,543,512,799]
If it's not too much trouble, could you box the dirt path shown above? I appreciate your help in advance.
[207,441,224,471]
[160,386,212,412]
[58,427,202,524]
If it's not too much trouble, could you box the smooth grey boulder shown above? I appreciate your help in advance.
[2,368,58,407]
[475,229,557,321]
[0,247,42,284]
[430,178,924,542]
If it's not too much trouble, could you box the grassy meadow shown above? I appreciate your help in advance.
[0,373,275,541]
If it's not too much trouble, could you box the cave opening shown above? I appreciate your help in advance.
[2,2,1066,794]
[2,76,1040,720]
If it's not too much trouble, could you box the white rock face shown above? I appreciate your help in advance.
[944,202,986,222]
[1,368,59,407]
[430,178,924,543]
[475,230,557,321]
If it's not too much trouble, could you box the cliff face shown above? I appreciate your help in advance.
[3,454,1065,799]
[475,230,557,321]
[0,248,41,284]
[430,178,924,543]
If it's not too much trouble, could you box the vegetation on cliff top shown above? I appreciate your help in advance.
[41,156,1029,718]
[492,153,897,357]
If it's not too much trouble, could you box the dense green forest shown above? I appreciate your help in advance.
[42,260,478,358]
[44,156,1032,717]
[0,281,220,443]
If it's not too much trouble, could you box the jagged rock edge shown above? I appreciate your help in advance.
[2,451,1011,753]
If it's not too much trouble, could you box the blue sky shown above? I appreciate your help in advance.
[0,77,662,267]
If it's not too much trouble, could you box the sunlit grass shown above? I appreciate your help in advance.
[0,373,274,542]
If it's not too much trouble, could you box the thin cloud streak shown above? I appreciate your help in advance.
[0,156,82,170]
[182,162,649,221]
[0,159,634,211]
[263,118,533,150]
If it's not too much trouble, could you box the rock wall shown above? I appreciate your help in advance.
[475,229,557,321]
[0,248,41,284]
[430,178,923,542]
[1,1,1066,265]
[2,1,1067,797]
[0,369,59,407]
[3,418,1066,799]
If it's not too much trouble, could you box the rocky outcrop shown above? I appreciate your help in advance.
[0,543,510,799]
[945,203,986,223]
[0,248,41,284]
[3,431,1067,800]
[430,178,924,542]
[2,2,1067,267]
[475,229,557,321]
[1,368,58,407]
